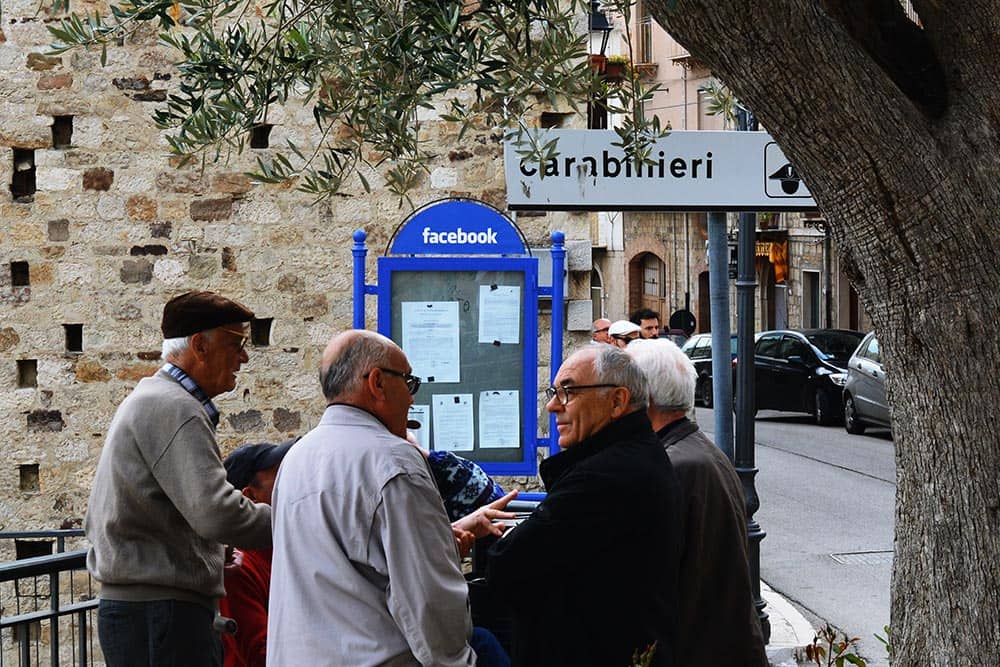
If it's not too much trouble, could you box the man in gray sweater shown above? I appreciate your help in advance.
[85,291,272,667]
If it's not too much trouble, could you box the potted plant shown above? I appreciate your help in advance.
[604,54,630,80]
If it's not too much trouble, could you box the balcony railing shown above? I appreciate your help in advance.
[0,531,97,667]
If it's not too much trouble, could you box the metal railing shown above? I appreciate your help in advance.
[0,531,97,667]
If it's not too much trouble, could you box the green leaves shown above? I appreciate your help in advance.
[44,1,667,202]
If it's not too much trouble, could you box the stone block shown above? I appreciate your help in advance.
[228,409,265,433]
[120,258,153,284]
[190,197,233,221]
[156,171,207,194]
[75,359,110,382]
[188,254,218,279]
[565,240,593,272]
[566,300,595,332]
[272,408,301,433]
[277,273,305,293]
[26,53,62,71]
[37,73,73,90]
[47,219,70,241]
[292,293,329,319]
[83,168,114,191]
[29,263,54,285]
[37,167,79,191]
[116,363,159,382]
[0,327,20,352]
[213,173,253,195]
[152,258,185,285]
[150,221,172,238]
[125,195,157,221]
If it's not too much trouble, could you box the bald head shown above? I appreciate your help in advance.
[319,330,415,438]
[319,330,396,402]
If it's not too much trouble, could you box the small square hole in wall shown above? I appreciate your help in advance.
[11,149,37,201]
[17,360,38,388]
[18,464,40,493]
[63,323,83,353]
[540,112,574,129]
[251,318,273,347]
[250,124,273,149]
[15,538,52,559]
[52,115,74,148]
[11,261,29,287]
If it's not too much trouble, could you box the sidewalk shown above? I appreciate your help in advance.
[762,581,816,666]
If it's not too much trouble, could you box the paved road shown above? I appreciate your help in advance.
[695,407,895,666]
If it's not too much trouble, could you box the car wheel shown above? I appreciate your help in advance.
[700,378,713,409]
[814,389,837,426]
[844,395,866,434]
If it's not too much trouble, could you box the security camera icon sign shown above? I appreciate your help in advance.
[764,142,812,199]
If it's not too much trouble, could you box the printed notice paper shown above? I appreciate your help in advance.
[402,301,460,383]
[478,285,521,344]
[479,390,520,449]
[407,404,431,450]
[432,394,474,451]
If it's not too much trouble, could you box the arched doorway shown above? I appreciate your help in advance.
[590,267,605,319]
[628,252,666,316]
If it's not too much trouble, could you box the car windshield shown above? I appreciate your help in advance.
[805,331,864,364]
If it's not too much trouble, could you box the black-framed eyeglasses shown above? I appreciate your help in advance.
[365,367,422,395]
[218,327,250,351]
[544,384,618,405]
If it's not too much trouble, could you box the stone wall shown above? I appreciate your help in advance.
[0,9,589,531]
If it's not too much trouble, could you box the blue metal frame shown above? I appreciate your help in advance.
[376,256,539,476]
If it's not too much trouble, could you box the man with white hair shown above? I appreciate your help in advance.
[627,339,767,667]
[86,291,272,667]
[488,345,680,666]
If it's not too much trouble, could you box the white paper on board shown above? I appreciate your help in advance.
[479,390,520,449]
[407,404,431,450]
[401,301,461,383]
[478,285,521,344]
[432,394,474,451]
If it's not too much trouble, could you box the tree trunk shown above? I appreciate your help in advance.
[645,1,1000,664]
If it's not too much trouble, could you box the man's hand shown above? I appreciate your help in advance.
[453,527,476,557]
[224,546,244,573]
[451,490,519,540]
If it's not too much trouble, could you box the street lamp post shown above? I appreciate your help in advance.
[735,107,770,643]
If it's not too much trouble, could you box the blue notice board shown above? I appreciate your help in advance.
[353,198,563,476]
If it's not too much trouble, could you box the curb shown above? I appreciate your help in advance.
[762,581,815,666]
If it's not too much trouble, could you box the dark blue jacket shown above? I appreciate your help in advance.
[487,410,681,667]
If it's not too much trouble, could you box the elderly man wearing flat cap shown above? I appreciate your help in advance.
[85,291,272,667]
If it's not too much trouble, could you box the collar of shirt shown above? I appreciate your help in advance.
[162,362,220,427]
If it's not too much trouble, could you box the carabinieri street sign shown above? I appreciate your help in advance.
[504,129,817,212]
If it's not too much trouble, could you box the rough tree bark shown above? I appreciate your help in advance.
[646,1,1000,664]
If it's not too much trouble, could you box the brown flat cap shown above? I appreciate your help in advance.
[161,291,254,339]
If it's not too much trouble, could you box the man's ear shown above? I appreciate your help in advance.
[241,484,258,503]
[191,331,210,359]
[610,386,632,418]
[365,368,388,401]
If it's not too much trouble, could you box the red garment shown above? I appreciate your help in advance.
[220,548,272,667]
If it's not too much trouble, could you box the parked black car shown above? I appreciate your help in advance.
[753,329,864,425]
[681,333,738,408]
[843,332,890,434]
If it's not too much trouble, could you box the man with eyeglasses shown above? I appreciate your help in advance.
[608,319,642,348]
[268,329,511,666]
[86,291,272,667]
[590,317,612,345]
[487,345,681,667]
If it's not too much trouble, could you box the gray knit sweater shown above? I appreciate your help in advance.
[85,369,271,609]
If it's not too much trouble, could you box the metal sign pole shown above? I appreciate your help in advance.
[707,211,734,461]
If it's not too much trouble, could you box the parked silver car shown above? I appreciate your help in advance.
[843,332,890,434]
